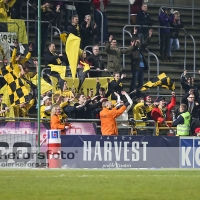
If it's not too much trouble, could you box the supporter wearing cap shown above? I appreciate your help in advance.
[40,96,52,119]
[194,128,200,136]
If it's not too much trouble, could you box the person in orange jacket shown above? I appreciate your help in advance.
[100,101,130,135]
[50,105,72,135]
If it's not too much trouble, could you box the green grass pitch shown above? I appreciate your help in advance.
[0,169,200,200]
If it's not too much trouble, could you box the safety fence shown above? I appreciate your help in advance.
[1,128,200,168]
[0,117,177,136]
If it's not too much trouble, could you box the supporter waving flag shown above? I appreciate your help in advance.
[0,63,30,106]
[77,61,90,92]
[60,32,83,80]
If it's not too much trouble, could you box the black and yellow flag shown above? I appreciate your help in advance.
[161,77,175,91]
[0,64,30,105]
[140,73,175,91]
[77,61,90,92]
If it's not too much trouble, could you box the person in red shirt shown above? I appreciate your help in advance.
[151,92,176,135]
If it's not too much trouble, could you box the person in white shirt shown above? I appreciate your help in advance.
[115,91,133,127]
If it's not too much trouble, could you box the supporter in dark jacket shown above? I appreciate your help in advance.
[74,94,104,119]
[87,45,107,77]
[158,8,173,62]
[136,3,154,44]
[67,15,81,37]
[109,73,126,101]
[181,91,200,119]
[80,15,97,49]
[44,44,64,66]
[129,28,152,98]
[180,70,200,100]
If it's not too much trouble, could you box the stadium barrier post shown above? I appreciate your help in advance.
[47,130,62,168]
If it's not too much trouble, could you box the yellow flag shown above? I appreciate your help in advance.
[65,34,81,80]
[48,64,67,80]
[31,74,52,95]
[60,32,68,44]
[80,61,90,72]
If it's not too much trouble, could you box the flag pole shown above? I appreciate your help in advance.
[37,0,41,164]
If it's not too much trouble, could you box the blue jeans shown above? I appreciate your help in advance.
[129,68,144,97]
[168,38,180,56]
[94,10,108,42]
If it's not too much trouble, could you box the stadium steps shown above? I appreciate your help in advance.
[105,3,200,95]
[21,2,200,117]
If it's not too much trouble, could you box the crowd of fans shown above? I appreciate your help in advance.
[1,0,200,137]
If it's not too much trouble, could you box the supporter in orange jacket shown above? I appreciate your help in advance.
[100,101,130,135]
[50,105,72,135]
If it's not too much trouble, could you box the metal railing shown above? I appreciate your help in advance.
[159,5,200,27]
[122,25,196,73]
[26,0,36,37]
[24,19,53,44]
[0,117,181,136]
[41,67,112,79]
[128,0,197,25]
[52,26,62,54]
[96,9,104,46]
[121,29,159,86]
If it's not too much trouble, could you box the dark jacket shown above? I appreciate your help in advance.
[180,74,200,100]
[80,21,97,48]
[87,54,105,70]
[129,35,150,71]
[169,14,184,38]
[136,11,153,34]
[110,79,123,101]
[44,50,63,66]
[74,100,102,119]
[36,7,54,26]
[159,12,173,34]
[181,92,200,119]
[67,24,81,37]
